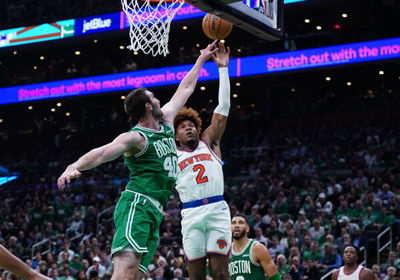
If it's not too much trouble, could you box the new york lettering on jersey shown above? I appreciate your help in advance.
[175,140,224,203]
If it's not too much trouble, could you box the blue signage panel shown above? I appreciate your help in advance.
[74,12,121,35]
[1,37,399,105]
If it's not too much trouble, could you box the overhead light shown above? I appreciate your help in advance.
[200,86,206,91]
[237,48,242,53]
[209,99,213,103]
[378,70,384,75]
[75,51,81,55]
[121,95,126,100]
[0,119,3,123]
[236,105,241,109]
[182,26,188,30]
[220,39,225,43]
[133,51,139,55]
[251,104,255,108]
[93,39,98,43]
[195,43,200,47]
[233,94,238,98]
[325,76,331,81]
[236,82,241,86]
[56,102,62,107]
[291,88,296,92]
[316,25,322,30]
[33,66,38,70]
[51,108,56,112]
[342,13,348,18]
[40,56,45,60]
[346,82,352,86]
[334,24,341,30]
[304,19,310,23]
[65,112,71,116]
[119,45,125,50]
[13,51,18,55]
[28,106,33,110]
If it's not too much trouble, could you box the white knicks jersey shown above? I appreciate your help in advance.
[176,140,224,203]
[337,265,364,280]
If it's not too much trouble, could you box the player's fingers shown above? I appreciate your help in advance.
[219,42,226,52]
[211,54,217,62]
[210,40,218,49]
[226,46,230,55]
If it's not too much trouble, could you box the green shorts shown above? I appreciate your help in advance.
[111,190,163,273]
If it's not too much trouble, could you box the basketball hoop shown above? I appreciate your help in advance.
[121,0,185,56]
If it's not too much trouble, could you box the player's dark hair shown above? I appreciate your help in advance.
[232,213,249,225]
[124,87,151,122]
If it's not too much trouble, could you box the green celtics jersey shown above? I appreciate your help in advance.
[124,121,178,206]
[229,239,265,280]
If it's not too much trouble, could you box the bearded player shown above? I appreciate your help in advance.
[230,214,281,280]
[173,41,230,280]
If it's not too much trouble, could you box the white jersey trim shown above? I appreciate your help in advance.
[134,131,148,157]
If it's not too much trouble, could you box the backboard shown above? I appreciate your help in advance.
[185,0,284,40]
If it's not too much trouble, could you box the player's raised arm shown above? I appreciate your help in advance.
[202,41,231,158]
[57,131,144,189]
[252,243,281,280]
[161,40,218,124]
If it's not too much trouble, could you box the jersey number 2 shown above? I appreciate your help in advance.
[193,164,208,184]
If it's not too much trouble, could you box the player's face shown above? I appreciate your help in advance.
[343,246,358,265]
[146,91,163,119]
[231,216,249,240]
[175,120,199,146]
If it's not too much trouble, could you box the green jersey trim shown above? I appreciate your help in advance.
[232,239,252,256]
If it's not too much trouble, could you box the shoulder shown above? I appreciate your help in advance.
[252,240,270,261]
[331,268,340,280]
[361,267,373,279]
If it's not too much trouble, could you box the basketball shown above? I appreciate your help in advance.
[202,13,233,40]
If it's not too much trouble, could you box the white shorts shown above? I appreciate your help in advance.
[181,200,231,262]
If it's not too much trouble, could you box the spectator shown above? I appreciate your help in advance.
[85,256,105,278]
[309,219,324,241]
[289,256,304,280]
[317,243,342,276]
[57,241,75,262]
[254,227,268,247]
[383,266,397,280]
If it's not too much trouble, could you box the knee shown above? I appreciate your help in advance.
[210,268,230,280]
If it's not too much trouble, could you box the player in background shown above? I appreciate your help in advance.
[173,41,231,280]
[0,244,50,280]
[331,245,373,280]
[57,41,219,280]
[230,214,281,280]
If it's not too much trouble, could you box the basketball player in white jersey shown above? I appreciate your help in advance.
[173,41,231,280]
[331,245,373,280]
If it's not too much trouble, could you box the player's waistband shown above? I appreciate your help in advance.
[182,195,224,209]
[124,190,163,214]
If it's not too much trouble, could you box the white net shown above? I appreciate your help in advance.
[121,0,185,56]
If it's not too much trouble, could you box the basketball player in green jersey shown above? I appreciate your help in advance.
[230,214,281,280]
[57,41,219,280]
[0,244,50,280]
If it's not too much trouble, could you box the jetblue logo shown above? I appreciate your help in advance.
[82,18,112,33]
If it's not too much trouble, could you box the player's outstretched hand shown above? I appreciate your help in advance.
[212,41,230,68]
[57,165,81,190]
[198,40,219,63]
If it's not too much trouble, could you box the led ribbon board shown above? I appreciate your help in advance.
[0,1,302,49]
[0,37,399,105]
